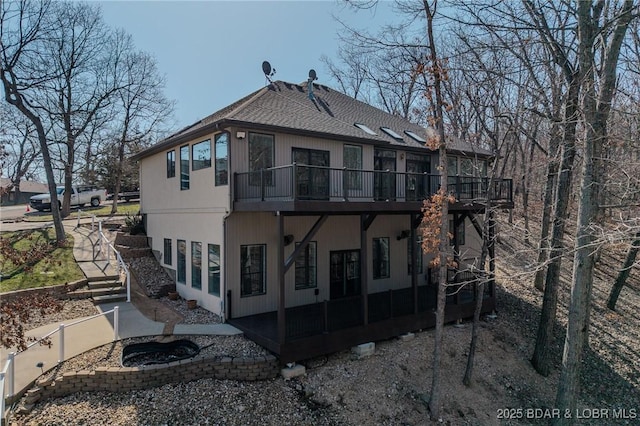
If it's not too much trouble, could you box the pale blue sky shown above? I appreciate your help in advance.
[98,1,400,129]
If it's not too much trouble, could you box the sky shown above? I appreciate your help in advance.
[97,0,400,130]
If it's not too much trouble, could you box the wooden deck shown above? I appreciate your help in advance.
[229,284,496,363]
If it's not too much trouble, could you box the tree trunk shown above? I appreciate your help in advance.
[463,280,485,386]
[533,126,560,291]
[607,232,640,310]
[1,72,66,244]
[554,2,633,421]
[422,1,449,420]
[531,78,579,377]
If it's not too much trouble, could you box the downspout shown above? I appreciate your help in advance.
[221,124,232,323]
[222,211,230,323]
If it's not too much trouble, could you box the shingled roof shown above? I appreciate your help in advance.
[133,80,493,160]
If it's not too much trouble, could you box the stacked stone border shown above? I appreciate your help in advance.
[0,280,88,303]
[26,354,279,405]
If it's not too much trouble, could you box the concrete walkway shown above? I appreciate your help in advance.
[1,218,241,401]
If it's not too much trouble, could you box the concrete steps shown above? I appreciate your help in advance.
[67,278,127,304]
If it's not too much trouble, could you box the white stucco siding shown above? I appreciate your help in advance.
[225,212,431,318]
[138,131,231,215]
[145,211,226,316]
[457,214,484,269]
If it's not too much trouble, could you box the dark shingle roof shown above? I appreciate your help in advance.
[133,81,492,160]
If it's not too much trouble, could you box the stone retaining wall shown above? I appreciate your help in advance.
[115,245,153,259]
[0,280,87,303]
[33,355,279,402]
[114,232,149,248]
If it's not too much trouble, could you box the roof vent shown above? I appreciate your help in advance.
[308,69,318,100]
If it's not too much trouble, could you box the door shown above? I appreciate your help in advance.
[374,149,396,201]
[330,250,361,299]
[406,153,431,200]
[292,148,330,200]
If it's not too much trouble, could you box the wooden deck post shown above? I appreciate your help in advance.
[277,212,286,344]
[361,214,369,325]
[488,209,496,297]
[411,215,418,314]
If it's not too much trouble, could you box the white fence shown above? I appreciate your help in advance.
[1,307,120,424]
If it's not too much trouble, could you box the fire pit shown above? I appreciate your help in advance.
[121,339,200,367]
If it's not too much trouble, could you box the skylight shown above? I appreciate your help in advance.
[380,127,404,141]
[354,123,377,136]
[404,130,426,143]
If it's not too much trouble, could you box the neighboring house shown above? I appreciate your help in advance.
[132,80,513,362]
[0,179,48,205]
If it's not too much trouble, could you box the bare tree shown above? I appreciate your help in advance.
[1,0,65,242]
[38,2,127,217]
[0,105,42,200]
[555,2,636,419]
[108,46,173,214]
[607,231,640,310]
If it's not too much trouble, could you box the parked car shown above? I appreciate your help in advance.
[29,185,107,211]
[106,190,140,202]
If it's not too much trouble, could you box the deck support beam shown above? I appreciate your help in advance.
[284,214,328,273]
[488,209,496,297]
[411,213,419,314]
[360,213,372,325]
[278,212,286,344]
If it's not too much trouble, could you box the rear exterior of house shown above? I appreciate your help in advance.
[134,80,513,362]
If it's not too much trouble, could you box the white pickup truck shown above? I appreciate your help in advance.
[29,185,107,211]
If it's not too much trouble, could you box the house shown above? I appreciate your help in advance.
[132,79,513,362]
[0,178,48,205]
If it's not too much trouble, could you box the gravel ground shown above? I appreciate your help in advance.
[8,215,640,425]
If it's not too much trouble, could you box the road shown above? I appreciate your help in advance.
[0,204,31,222]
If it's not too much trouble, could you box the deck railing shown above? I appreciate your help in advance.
[228,271,487,342]
[234,164,512,204]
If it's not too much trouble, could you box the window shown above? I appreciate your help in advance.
[295,242,317,290]
[192,139,211,171]
[372,237,390,279]
[177,239,186,283]
[167,150,176,178]
[208,244,220,296]
[241,244,266,297]
[380,126,404,141]
[248,133,274,186]
[191,242,202,289]
[405,130,426,143]
[354,123,377,136]
[164,238,172,265]
[480,160,488,177]
[449,219,466,246]
[215,132,229,186]
[408,234,423,275]
[180,145,190,190]
[344,144,362,190]
[460,158,474,176]
[447,156,458,175]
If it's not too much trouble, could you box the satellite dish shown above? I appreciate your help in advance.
[262,61,272,76]
[309,69,317,80]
